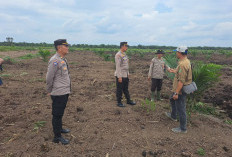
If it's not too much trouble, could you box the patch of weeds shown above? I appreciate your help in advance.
[197,148,205,156]
[224,119,232,125]
[33,121,46,132]
[20,72,28,76]
[103,54,112,61]
[0,74,12,78]
[138,51,145,58]
[205,53,212,60]
[36,78,45,82]
[191,50,198,57]
[18,53,37,60]
[225,51,232,57]
[29,78,45,83]
[69,62,79,65]
[3,56,16,64]
[69,47,77,52]
[191,102,216,115]
[141,98,156,113]
[108,83,115,90]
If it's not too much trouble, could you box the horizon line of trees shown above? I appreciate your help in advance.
[0,42,231,50]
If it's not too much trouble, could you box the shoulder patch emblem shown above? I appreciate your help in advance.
[53,60,58,66]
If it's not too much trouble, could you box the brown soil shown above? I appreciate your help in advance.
[0,51,232,157]
[0,50,38,58]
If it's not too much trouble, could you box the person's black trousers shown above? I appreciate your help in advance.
[51,94,69,138]
[151,78,163,92]
[116,77,130,103]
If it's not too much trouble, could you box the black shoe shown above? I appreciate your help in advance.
[117,103,126,107]
[53,136,70,145]
[61,128,70,133]
[127,100,136,105]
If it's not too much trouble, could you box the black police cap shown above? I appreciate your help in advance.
[54,39,69,47]
[120,42,129,47]
[155,50,164,54]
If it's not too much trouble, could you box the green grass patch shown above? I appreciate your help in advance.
[190,102,216,115]
[141,98,156,113]
[197,148,205,156]
[18,53,37,60]
[0,74,12,77]
[225,119,232,125]
[33,121,46,132]
[0,46,53,52]
[3,56,16,63]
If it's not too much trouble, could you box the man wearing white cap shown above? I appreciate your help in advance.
[165,46,192,133]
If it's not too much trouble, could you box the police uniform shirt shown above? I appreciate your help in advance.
[46,53,71,96]
[148,57,169,79]
[114,50,129,78]
[172,58,192,94]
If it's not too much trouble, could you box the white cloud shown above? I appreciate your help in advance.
[0,0,231,46]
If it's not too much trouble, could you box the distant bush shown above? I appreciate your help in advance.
[38,49,51,62]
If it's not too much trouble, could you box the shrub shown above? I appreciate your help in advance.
[192,62,222,100]
[38,49,51,62]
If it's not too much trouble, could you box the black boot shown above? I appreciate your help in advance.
[53,136,70,145]
[117,103,126,107]
[61,128,70,133]
[127,100,136,105]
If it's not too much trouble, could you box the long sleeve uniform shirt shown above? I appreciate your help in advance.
[114,50,129,78]
[46,53,71,96]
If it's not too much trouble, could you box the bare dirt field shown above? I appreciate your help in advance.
[0,50,38,58]
[0,51,231,157]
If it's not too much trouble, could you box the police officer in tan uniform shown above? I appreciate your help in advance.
[165,46,192,133]
[46,39,71,144]
[115,42,136,107]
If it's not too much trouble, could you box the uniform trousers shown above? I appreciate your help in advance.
[51,94,69,138]
[116,77,130,103]
[151,78,163,92]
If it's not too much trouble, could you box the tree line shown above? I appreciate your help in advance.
[0,42,231,50]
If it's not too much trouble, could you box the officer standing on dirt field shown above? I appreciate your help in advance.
[115,42,136,107]
[165,46,192,133]
[46,39,71,145]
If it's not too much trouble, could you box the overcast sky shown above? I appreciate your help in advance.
[0,0,232,47]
